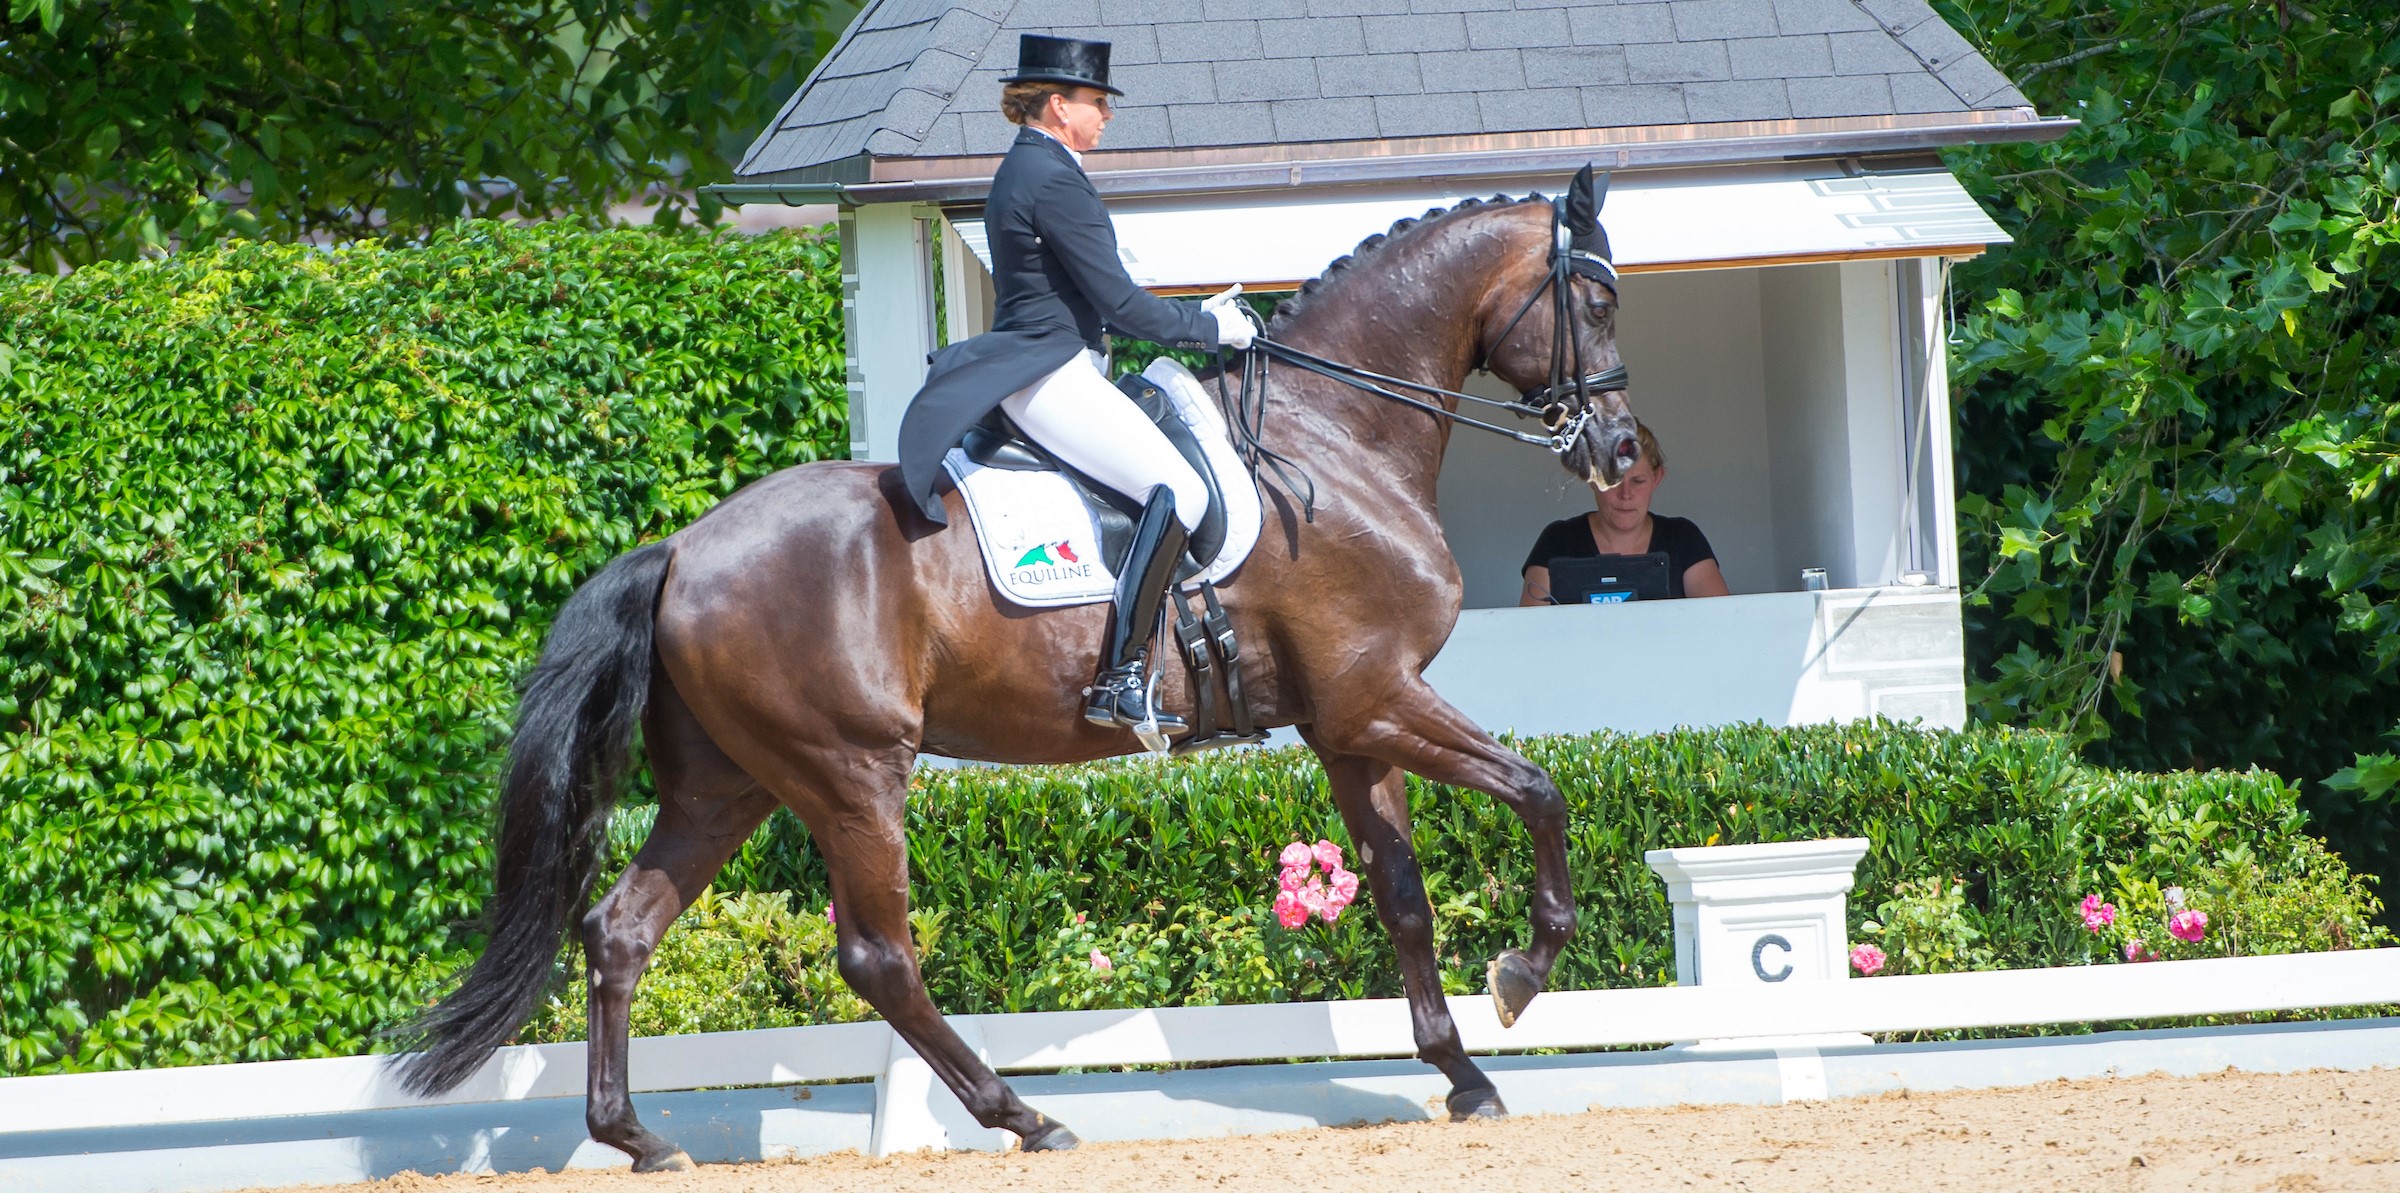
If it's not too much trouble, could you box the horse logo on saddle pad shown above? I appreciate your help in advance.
[943,358,1263,608]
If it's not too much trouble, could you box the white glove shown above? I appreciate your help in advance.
[1203,284,1255,349]
[1210,302,1255,350]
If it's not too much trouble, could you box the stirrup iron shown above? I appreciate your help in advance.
[1131,667,1171,755]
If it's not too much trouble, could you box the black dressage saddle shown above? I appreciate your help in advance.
[958,372,1231,577]
[957,371,1266,754]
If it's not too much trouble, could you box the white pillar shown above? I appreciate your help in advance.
[1645,838,1873,1056]
[938,215,995,347]
[840,202,941,463]
[1837,260,1903,588]
[1887,255,1957,588]
[1919,257,1963,588]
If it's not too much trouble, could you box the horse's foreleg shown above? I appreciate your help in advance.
[1318,683,1577,1026]
[1306,738,1505,1120]
[584,686,775,1172]
[815,810,1078,1152]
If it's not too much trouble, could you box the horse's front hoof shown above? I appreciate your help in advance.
[1021,1122,1081,1152]
[630,1147,696,1173]
[1487,949,1542,1027]
[1446,1086,1508,1122]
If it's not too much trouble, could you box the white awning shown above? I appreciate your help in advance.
[948,162,2008,292]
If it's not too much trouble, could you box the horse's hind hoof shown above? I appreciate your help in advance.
[1488,949,1542,1028]
[1447,1086,1508,1122]
[1021,1123,1081,1152]
[631,1148,695,1173]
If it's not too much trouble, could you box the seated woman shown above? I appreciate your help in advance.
[1519,421,1731,605]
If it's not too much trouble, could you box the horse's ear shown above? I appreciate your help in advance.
[1564,164,1597,237]
[1566,163,1613,264]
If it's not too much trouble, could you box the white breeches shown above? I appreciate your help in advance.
[1001,350,1207,533]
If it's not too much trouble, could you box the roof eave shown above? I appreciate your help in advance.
[713,112,2077,208]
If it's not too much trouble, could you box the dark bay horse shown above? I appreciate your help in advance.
[395,175,1639,1169]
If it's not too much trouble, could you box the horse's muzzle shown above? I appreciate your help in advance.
[1581,410,1640,490]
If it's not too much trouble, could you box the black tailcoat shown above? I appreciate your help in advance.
[894,126,1217,526]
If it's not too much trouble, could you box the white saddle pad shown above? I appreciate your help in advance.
[943,358,1263,609]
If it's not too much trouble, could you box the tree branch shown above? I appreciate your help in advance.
[2018,4,2238,84]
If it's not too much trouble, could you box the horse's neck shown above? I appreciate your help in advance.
[1266,226,1504,508]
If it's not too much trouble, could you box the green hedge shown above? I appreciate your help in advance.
[501,722,2382,1043]
[0,222,846,1074]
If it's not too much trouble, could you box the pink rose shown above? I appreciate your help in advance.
[1298,880,1329,919]
[1273,889,1308,929]
[1089,949,1112,972]
[1849,943,1885,976]
[1321,892,1350,922]
[2080,893,2116,932]
[1330,867,1361,900]
[1279,841,1314,869]
[1313,839,1344,871]
[1315,874,1347,921]
[2168,909,2209,943]
[1278,865,1308,892]
[2124,938,2159,962]
[1073,911,1086,924]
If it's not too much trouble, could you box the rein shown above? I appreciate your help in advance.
[1207,197,1629,520]
[1248,335,1622,454]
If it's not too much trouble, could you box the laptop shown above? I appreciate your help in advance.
[1549,552,1671,604]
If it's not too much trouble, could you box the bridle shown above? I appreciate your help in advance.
[1228,195,1641,460]
[1214,195,1629,520]
[1475,199,1629,444]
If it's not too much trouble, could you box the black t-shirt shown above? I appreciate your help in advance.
[1521,513,1717,599]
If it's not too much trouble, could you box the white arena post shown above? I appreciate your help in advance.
[1646,838,1874,1059]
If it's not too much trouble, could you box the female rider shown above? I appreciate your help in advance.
[894,34,1254,744]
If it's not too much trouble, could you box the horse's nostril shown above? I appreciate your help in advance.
[1614,439,1638,462]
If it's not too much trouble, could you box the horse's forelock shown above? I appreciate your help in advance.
[1267,192,1548,331]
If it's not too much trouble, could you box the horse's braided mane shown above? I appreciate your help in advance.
[1267,193,1544,332]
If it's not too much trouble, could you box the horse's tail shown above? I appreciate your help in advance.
[392,540,673,1096]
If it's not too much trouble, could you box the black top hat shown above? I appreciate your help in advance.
[1000,34,1123,96]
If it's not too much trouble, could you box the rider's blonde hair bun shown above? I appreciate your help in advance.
[1001,82,1072,125]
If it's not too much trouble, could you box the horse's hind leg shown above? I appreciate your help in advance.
[798,753,1078,1152]
[583,680,775,1172]
[1305,735,1505,1120]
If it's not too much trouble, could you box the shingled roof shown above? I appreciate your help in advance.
[733,0,2054,198]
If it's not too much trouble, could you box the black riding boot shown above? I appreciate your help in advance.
[1085,489,1190,749]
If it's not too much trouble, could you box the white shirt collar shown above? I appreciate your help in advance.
[1027,124,1082,167]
